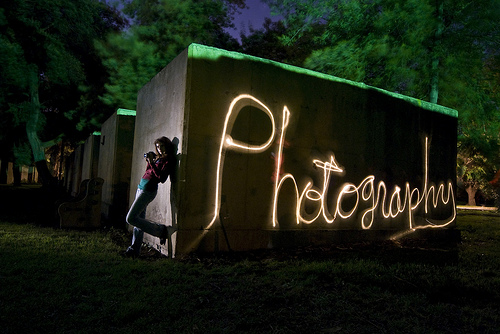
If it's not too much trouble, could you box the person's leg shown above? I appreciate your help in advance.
[125,188,154,255]
[127,190,165,236]
[125,188,167,255]
[129,198,147,252]
[130,227,144,253]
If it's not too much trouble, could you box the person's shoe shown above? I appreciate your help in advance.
[160,226,168,245]
[123,247,139,258]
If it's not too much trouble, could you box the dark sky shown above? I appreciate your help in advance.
[108,0,281,43]
[227,0,281,41]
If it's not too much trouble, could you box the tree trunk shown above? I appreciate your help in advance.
[465,185,477,206]
[0,154,7,184]
[13,164,21,186]
[26,67,56,187]
[430,0,444,104]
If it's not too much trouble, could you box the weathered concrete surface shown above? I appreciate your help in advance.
[66,145,84,197]
[98,109,136,227]
[133,44,458,257]
[131,49,187,257]
[81,133,101,181]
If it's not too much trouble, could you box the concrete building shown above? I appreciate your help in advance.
[65,144,84,197]
[81,132,101,181]
[97,109,136,227]
[132,44,458,257]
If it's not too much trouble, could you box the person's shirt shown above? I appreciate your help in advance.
[138,157,171,192]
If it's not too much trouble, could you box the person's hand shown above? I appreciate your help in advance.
[146,152,156,163]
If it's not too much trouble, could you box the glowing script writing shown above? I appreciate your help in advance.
[211,94,456,232]
[209,94,276,228]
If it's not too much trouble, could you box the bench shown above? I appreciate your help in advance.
[58,177,104,229]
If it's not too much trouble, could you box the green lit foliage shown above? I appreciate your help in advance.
[240,19,290,62]
[265,0,445,99]
[457,55,500,205]
[96,33,162,111]
[240,18,320,65]
[457,147,498,206]
[98,0,244,110]
[0,0,125,184]
[265,0,499,108]
[265,0,500,205]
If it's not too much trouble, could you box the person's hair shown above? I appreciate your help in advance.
[154,136,174,157]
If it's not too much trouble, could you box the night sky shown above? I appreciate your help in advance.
[227,0,282,41]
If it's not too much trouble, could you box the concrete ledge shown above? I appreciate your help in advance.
[269,228,460,249]
[457,205,498,211]
[175,228,460,254]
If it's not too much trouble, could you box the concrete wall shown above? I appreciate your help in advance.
[81,133,101,181]
[64,132,100,197]
[67,145,84,197]
[98,109,136,227]
[134,44,458,257]
[132,49,187,255]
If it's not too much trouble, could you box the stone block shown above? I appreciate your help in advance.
[133,44,458,257]
[97,109,136,227]
[81,132,100,181]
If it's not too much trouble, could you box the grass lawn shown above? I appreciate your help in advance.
[0,185,499,333]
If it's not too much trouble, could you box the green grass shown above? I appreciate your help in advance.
[0,186,499,333]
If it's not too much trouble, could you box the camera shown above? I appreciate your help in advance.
[144,151,156,158]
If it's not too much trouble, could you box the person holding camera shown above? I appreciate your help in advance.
[124,136,174,257]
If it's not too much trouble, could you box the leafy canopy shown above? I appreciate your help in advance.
[264,0,500,202]
[0,0,125,181]
[98,0,244,110]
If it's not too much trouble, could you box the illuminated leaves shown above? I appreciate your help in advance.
[98,0,240,110]
[95,33,162,110]
[0,0,126,184]
[265,0,500,205]
[265,0,499,108]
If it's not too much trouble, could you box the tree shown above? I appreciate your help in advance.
[457,142,498,206]
[265,0,500,205]
[457,53,500,205]
[0,0,126,186]
[96,32,163,111]
[239,18,319,65]
[98,0,244,111]
[240,19,290,62]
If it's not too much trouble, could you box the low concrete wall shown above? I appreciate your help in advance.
[81,133,101,181]
[64,133,100,199]
[98,109,136,227]
[134,44,458,257]
[66,145,84,197]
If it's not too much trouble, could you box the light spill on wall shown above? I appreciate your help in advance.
[211,94,455,235]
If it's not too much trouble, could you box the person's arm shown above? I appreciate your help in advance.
[148,158,170,183]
